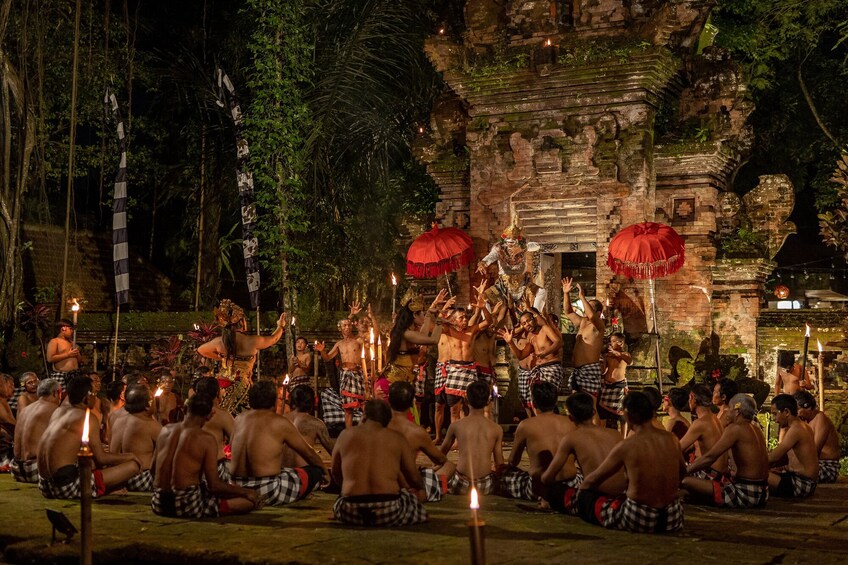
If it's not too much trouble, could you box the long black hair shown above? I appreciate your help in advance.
[388,306,416,364]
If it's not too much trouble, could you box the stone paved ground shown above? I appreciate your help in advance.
[2,467,847,565]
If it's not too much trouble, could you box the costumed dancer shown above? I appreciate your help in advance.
[385,289,446,385]
[476,221,546,314]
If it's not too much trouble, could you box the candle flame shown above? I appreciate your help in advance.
[283,374,290,386]
[545,38,552,46]
[291,316,296,325]
[805,324,811,338]
[82,408,90,443]
[370,328,375,344]
[391,273,397,286]
[470,486,479,510]
[439,28,445,35]
[193,323,200,330]
[817,339,823,353]
[418,126,424,133]
[361,346,365,359]
[71,300,80,312]
[378,335,382,346]
[154,387,164,398]
[493,384,498,396]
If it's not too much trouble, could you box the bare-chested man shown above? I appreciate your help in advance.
[437,381,504,495]
[229,380,328,506]
[101,380,125,446]
[0,373,15,427]
[151,393,258,518]
[471,300,506,398]
[190,378,234,481]
[38,376,140,499]
[775,351,812,395]
[332,400,428,527]
[663,388,690,440]
[793,391,840,483]
[712,378,739,426]
[501,381,575,501]
[288,337,314,388]
[387,381,447,502]
[113,384,162,491]
[576,391,685,533]
[11,380,61,483]
[282,385,334,467]
[679,384,727,480]
[684,394,769,508]
[561,278,605,413]
[46,320,81,388]
[14,372,39,415]
[542,392,626,515]
[514,331,537,417]
[317,317,365,428]
[501,309,563,417]
[598,333,630,430]
[768,394,818,498]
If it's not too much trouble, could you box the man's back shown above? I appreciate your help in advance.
[569,425,626,492]
[153,424,215,490]
[810,411,840,460]
[15,400,58,460]
[37,405,87,476]
[517,412,574,474]
[727,421,769,480]
[452,413,503,479]
[388,414,444,465]
[335,424,410,496]
[203,408,234,460]
[283,411,333,467]
[620,426,682,507]
[684,412,727,471]
[120,413,161,469]
[229,409,296,477]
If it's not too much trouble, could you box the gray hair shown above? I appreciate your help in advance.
[38,379,60,397]
[728,393,757,420]
[22,371,38,382]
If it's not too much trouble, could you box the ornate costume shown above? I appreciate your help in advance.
[479,223,543,310]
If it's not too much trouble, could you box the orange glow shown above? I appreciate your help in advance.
[470,486,479,510]
[817,339,823,353]
[82,408,91,443]
[370,328,375,344]
[545,38,552,47]
[71,300,80,312]
[154,387,164,398]
[391,273,397,286]
[805,324,811,338]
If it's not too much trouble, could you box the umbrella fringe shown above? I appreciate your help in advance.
[406,247,475,279]
[607,252,685,280]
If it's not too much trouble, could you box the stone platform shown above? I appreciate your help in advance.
[1,473,846,564]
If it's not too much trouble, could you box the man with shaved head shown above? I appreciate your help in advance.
[113,384,162,491]
[11,380,61,483]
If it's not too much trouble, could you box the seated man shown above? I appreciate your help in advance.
[151,394,258,518]
[541,392,625,514]
[768,394,818,498]
[113,384,161,491]
[683,394,769,508]
[387,381,447,502]
[332,400,427,527]
[282,385,335,466]
[662,388,690,440]
[500,381,575,501]
[713,378,739,426]
[229,380,328,506]
[793,391,840,484]
[437,381,504,495]
[38,376,141,499]
[12,379,61,483]
[576,391,685,533]
[193,378,234,482]
[678,384,728,480]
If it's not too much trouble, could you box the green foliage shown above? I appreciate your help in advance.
[819,153,848,258]
[718,227,768,258]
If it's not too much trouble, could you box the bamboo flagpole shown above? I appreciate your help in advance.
[112,304,121,380]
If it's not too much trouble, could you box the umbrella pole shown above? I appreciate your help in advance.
[445,274,453,298]
[649,278,663,395]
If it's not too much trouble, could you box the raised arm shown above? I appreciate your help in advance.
[499,328,533,360]
[251,312,287,350]
[561,277,583,327]
[577,284,604,333]
[315,340,341,362]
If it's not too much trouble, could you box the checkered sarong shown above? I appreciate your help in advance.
[151,485,220,518]
[48,370,81,388]
[289,375,312,388]
[333,490,428,527]
[712,476,768,508]
[545,474,585,515]
[10,458,39,483]
[320,388,361,427]
[530,361,564,392]
[570,362,603,397]
[518,367,533,408]
[0,452,12,472]
[599,380,627,416]
[476,364,494,386]
[693,467,728,482]
[418,467,443,502]
[8,385,24,414]
[499,467,533,500]
[217,459,231,483]
[775,471,817,498]
[443,361,477,399]
[38,466,103,500]
[447,471,496,496]
[127,469,154,492]
[414,364,427,399]
[578,491,684,533]
[231,468,306,506]
[340,368,366,409]
[819,459,839,484]
[434,362,447,396]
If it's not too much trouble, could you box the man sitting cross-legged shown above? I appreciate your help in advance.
[192,377,235,482]
[576,391,685,533]
[332,400,428,527]
[793,391,840,483]
[387,381,447,502]
[541,392,625,514]
[11,379,61,483]
[151,394,258,518]
[282,385,335,467]
[112,384,161,491]
[229,380,329,506]
[500,381,575,501]
[38,376,141,499]
[767,394,818,498]
[437,381,504,495]
[678,384,728,480]
[683,394,769,509]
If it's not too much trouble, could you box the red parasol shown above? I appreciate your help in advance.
[607,222,685,280]
[406,224,474,278]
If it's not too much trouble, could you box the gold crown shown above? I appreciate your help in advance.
[400,288,424,312]
[502,223,522,239]
[214,299,245,327]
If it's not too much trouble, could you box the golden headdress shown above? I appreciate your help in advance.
[501,222,523,240]
[214,299,245,327]
[400,288,424,312]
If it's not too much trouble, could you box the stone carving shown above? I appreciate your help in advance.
[464,0,509,50]
[742,175,796,260]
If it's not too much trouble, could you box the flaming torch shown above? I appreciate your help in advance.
[281,374,290,412]
[79,407,93,565]
[468,486,486,565]
[391,273,398,317]
[71,300,81,348]
[153,387,164,424]
[817,339,825,410]
[801,324,811,387]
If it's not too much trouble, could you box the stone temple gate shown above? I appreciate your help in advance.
[414,0,796,374]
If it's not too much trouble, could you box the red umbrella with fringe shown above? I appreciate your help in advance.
[406,223,474,282]
[607,222,685,393]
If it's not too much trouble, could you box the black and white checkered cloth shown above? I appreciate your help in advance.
[818,459,839,484]
[10,458,39,483]
[434,361,447,396]
[499,466,534,500]
[217,459,231,483]
[418,467,443,502]
[545,474,584,515]
[599,380,627,416]
[415,364,427,399]
[38,466,102,500]
[693,467,728,482]
[289,375,312,388]
[578,491,684,533]
[530,361,564,393]
[320,388,361,427]
[333,490,428,527]
[517,367,532,408]
[774,471,817,498]
[443,361,477,399]
[127,469,154,492]
[0,453,12,472]
[712,476,768,508]
[447,471,496,496]
[8,385,25,414]
[476,364,494,386]
[340,368,366,408]
[48,370,81,389]
[570,362,603,397]
[151,485,220,518]
[231,468,305,506]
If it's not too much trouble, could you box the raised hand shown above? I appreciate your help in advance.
[575,283,584,297]
[474,278,488,298]
[561,277,574,294]
[476,261,488,275]
[315,341,326,353]
[349,300,362,317]
[429,289,448,311]
[277,312,287,329]
[499,328,514,342]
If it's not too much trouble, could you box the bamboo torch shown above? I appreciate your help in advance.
[800,323,811,386]
[79,408,93,565]
[817,339,825,411]
[468,486,486,565]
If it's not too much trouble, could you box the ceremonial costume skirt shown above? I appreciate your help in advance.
[340,368,366,409]
[443,360,478,399]
[38,464,105,499]
[577,490,684,533]
[818,459,839,484]
[231,466,321,506]
[570,362,603,397]
[447,470,496,496]
[517,366,533,408]
[333,491,428,527]
[475,363,494,386]
[434,361,447,398]
[774,471,817,498]
[10,458,39,483]
[320,388,361,426]
[126,469,154,492]
[289,375,312,388]
[712,476,768,508]
[151,485,224,518]
[48,369,81,388]
[414,363,427,399]
[693,467,729,482]
[530,361,564,392]
[599,380,627,416]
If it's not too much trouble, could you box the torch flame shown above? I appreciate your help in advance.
[470,486,479,510]
[805,324,811,338]
[493,385,498,397]
[439,28,445,35]
[71,300,80,312]
[418,127,424,134]
[291,316,296,326]
[82,408,91,443]
[378,335,382,346]
[370,328,375,344]
[154,387,164,398]
[817,339,823,353]
[283,374,290,386]
[545,38,552,46]
[361,346,365,359]
[391,273,397,286]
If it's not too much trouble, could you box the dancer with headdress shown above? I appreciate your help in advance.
[197,299,287,415]
[384,289,447,386]
[476,221,545,313]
